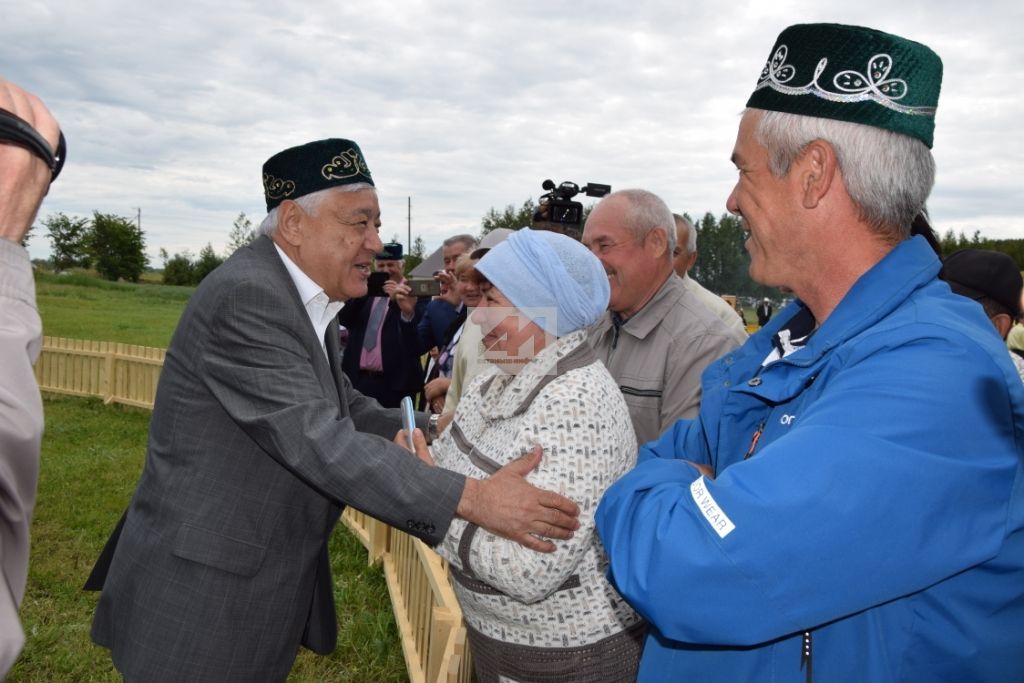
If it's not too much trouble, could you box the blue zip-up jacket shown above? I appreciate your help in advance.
[596,237,1024,682]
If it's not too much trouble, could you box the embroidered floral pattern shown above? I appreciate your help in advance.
[321,148,372,181]
[755,44,936,117]
[262,172,295,201]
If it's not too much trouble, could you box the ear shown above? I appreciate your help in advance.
[646,226,669,259]
[992,312,1013,339]
[796,139,838,209]
[276,200,304,246]
[686,250,698,271]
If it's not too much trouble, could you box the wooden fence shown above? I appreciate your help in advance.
[35,337,471,683]
[35,337,165,409]
[342,510,473,682]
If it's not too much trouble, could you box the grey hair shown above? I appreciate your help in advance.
[602,189,677,257]
[443,233,478,251]
[672,213,697,253]
[258,182,376,236]
[752,108,934,241]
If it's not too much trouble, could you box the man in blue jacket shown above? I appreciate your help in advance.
[596,23,1024,682]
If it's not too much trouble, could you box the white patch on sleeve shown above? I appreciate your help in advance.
[690,476,736,538]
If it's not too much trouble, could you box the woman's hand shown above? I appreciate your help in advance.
[424,377,451,413]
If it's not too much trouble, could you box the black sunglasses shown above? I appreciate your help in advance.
[0,107,66,182]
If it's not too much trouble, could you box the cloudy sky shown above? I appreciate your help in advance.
[4,0,1022,264]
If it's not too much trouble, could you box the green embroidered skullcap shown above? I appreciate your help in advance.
[261,138,374,212]
[747,24,943,147]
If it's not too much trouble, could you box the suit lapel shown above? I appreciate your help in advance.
[324,317,344,407]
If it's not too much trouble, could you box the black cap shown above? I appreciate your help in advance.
[939,249,1022,317]
[261,138,374,212]
[376,242,403,261]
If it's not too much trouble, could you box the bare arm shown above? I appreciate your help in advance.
[0,78,60,241]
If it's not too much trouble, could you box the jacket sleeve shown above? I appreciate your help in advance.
[196,277,464,546]
[0,240,42,676]
[596,333,1022,646]
[438,378,637,604]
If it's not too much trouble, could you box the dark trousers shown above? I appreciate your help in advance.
[352,370,404,408]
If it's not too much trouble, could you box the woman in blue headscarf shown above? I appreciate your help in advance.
[425,228,644,682]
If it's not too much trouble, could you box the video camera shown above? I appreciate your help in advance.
[537,179,611,225]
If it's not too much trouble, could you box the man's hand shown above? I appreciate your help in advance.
[436,271,461,306]
[456,447,580,553]
[384,280,416,317]
[691,461,715,479]
[0,78,60,243]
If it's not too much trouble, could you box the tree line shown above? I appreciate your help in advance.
[478,198,1024,299]
[29,201,1023,295]
[38,212,148,282]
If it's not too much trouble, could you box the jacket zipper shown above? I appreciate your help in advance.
[744,420,766,459]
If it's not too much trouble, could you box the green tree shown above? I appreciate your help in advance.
[404,235,426,275]
[90,211,148,282]
[691,213,747,295]
[42,212,92,271]
[162,251,195,286]
[481,199,535,235]
[194,243,224,283]
[226,212,256,254]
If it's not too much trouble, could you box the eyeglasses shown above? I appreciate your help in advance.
[0,107,66,182]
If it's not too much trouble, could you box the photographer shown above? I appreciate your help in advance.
[340,242,428,408]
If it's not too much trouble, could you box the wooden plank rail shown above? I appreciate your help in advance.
[35,336,471,683]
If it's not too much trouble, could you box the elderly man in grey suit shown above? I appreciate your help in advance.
[89,139,579,682]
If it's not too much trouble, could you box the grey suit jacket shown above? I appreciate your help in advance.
[90,236,464,682]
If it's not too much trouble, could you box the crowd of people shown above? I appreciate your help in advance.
[2,19,1023,683]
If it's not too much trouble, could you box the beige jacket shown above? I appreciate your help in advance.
[589,274,740,445]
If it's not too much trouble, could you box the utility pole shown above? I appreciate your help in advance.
[407,196,411,254]
[134,207,141,230]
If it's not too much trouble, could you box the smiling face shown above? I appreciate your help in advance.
[276,188,383,301]
[726,110,806,289]
[582,196,671,318]
[456,267,482,307]
[375,258,404,282]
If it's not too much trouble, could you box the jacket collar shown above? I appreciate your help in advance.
[593,274,682,342]
[477,330,595,420]
[757,236,941,369]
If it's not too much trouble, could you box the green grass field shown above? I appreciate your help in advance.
[10,273,406,682]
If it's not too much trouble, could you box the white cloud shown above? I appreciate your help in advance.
[4,0,1021,261]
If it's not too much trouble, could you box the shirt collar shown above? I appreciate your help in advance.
[273,242,343,350]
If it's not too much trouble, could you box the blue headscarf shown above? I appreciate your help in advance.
[475,229,609,337]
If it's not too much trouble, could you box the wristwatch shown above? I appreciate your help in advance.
[427,413,440,443]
